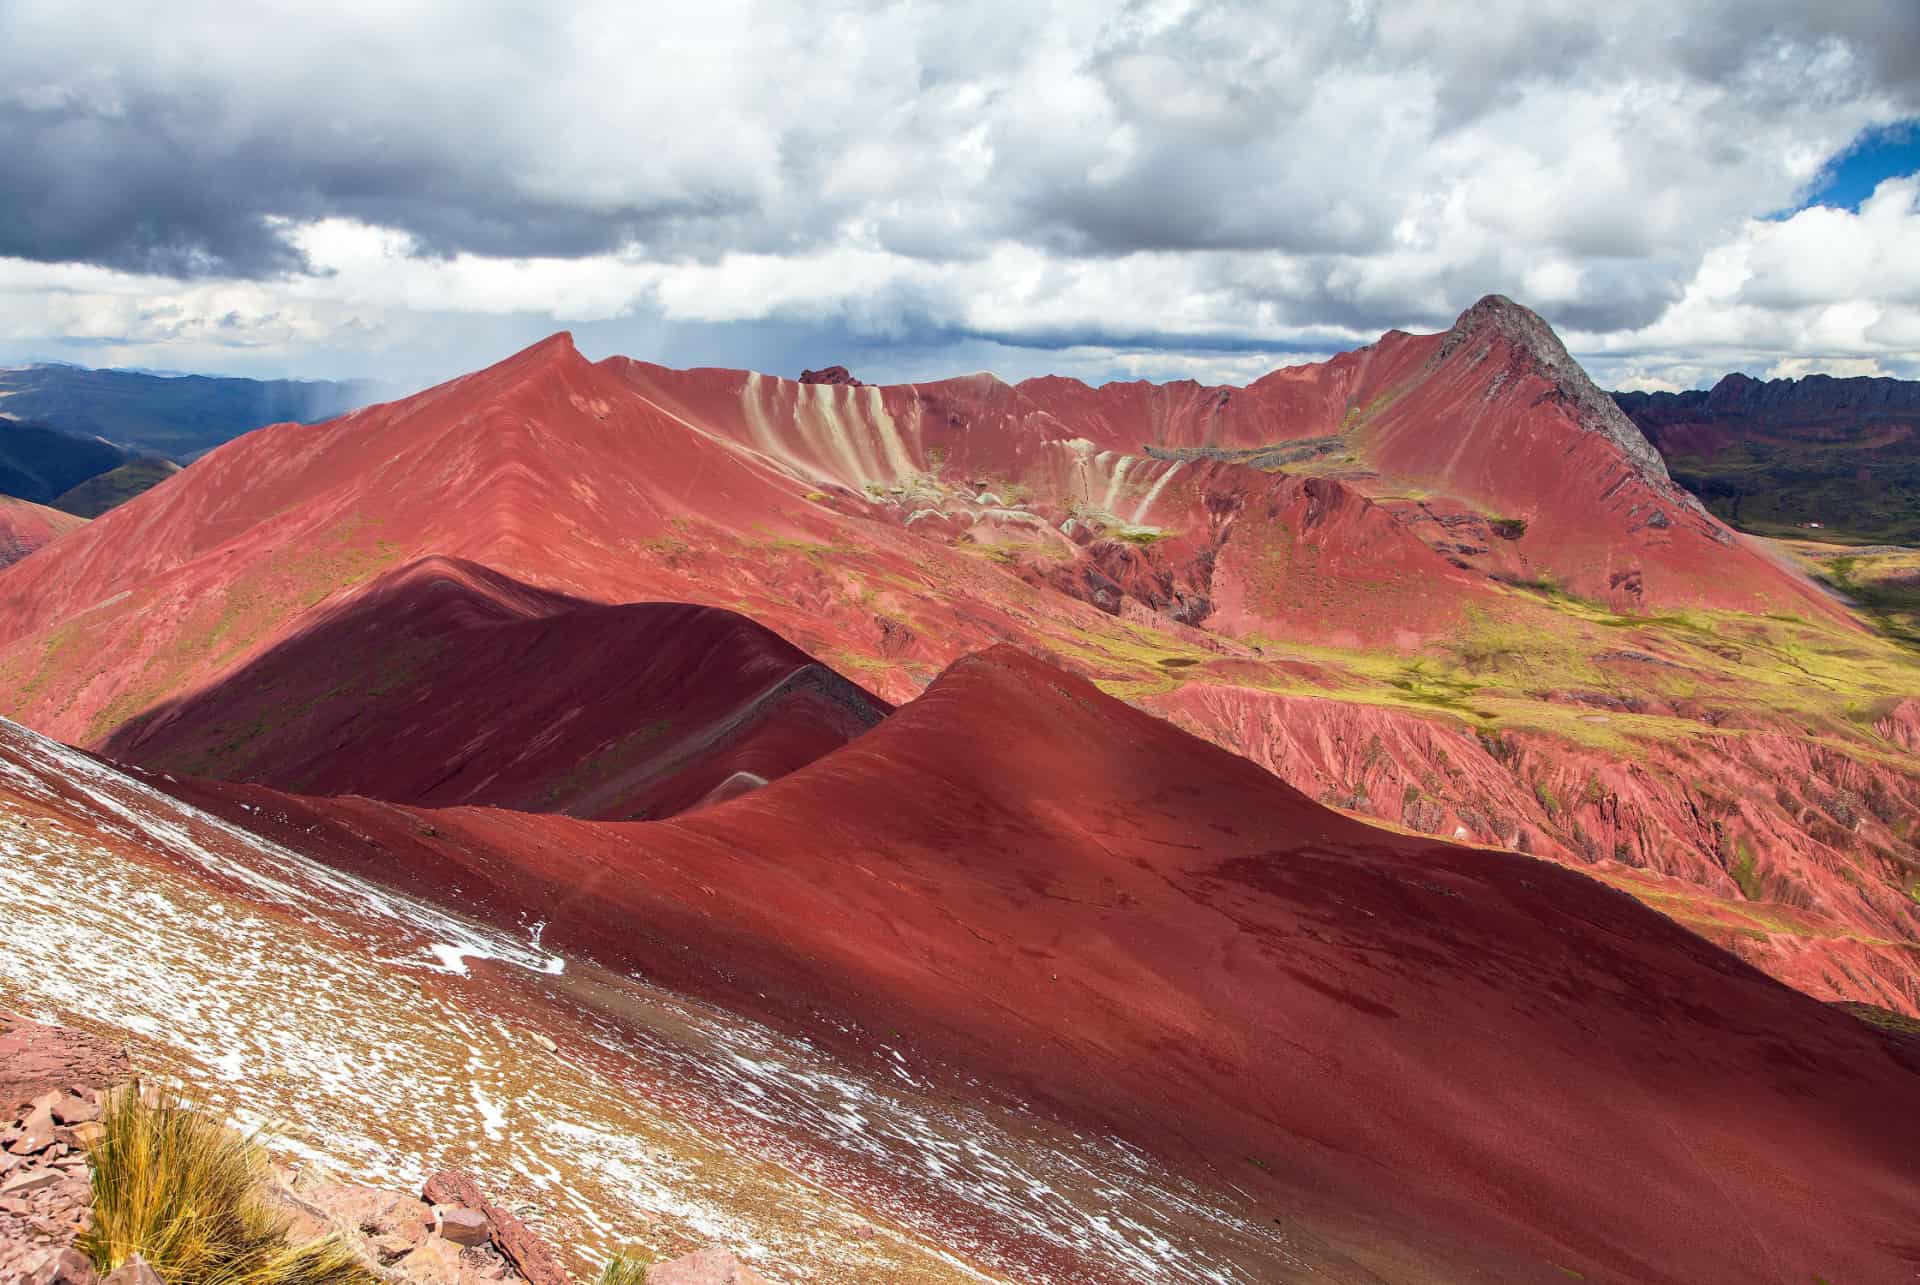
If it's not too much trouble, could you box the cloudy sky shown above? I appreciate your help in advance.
[2,0,1917,393]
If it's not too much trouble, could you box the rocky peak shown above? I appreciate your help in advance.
[799,366,862,387]
[1435,294,1675,487]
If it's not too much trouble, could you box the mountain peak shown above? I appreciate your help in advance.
[508,330,582,364]
[1437,294,1674,486]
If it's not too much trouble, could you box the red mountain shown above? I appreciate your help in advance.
[0,325,1497,740]
[0,297,1836,741]
[1,295,1917,1279]
[609,295,1834,616]
[0,299,1913,1031]
[0,495,85,569]
[99,555,888,818]
[155,646,1920,1284]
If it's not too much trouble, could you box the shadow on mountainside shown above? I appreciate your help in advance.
[99,556,889,820]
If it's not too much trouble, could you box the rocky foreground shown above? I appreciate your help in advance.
[0,1014,767,1285]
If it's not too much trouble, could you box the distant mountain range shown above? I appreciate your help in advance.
[1615,371,1920,545]
[0,415,129,506]
[0,362,381,459]
[0,362,383,516]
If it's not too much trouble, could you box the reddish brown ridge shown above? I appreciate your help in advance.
[164,647,1920,1285]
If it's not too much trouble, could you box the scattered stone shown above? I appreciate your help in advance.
[299,1184,433,1246]
[100,1253,162,1285]
[366,1233,417,1265]
[66,1125,103,1152]
[434,1206,490,1247]
[387,1235,517,1285]
[396,1235,464,1285]
[47,1099,96,1128]
[0,1170,63,1197]
[8,1108,56,1156]
[23,1247,96,1285]
[644,1247,769,1285]
[459,1243,516,1283]
[0,1016,131,1117]
[422,1172,573,1285]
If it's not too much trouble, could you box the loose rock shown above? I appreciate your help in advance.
[100,1253,162,1285]
[644,1247,769,1285]
[421,1172,572,1285]
[396,1236,464,1285]
[23,1247,96,1285]
[365,1233,417,1265]
[0,1171,64,1198]
[299,1183,432,1245]
[434,1206,490,1248]
[7,1109,55,1157]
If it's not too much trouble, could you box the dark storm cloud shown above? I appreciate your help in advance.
[0,91,763,277]
[0,101,307,276]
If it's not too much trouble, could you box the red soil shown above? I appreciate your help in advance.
[1146,682,1920,1015]
[99,556,888,818]
[0,496,85,570]
[162,647,1920,1285]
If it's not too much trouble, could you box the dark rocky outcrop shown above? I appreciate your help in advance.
[797,366,861,386]
[1440,294,1676,487]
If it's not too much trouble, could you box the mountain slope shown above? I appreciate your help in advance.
[162,646,1920,1285]
[101,556,889,818]
[0,716,1113,1285]
[611,298,1835,618]
[51,456,182,517]
[0,495,86,569]
[0,330,1487,741]
[1,317,1915,1026]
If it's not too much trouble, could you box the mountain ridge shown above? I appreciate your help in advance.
[149,642,1920,1285]
[1,299,1914,1037]
[1614,366,1920,544]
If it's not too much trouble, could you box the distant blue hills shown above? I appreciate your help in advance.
[0,363,385,513]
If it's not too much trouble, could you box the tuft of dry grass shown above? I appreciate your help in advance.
[595,1249,652,1285]
[79,1082,377,1285]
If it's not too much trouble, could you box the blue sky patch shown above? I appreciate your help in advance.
[1802,118,1920,211]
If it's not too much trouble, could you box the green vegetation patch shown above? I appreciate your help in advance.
[1811,549,1920,652]
[1663,435,1920,546]
[51,458,181,518]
